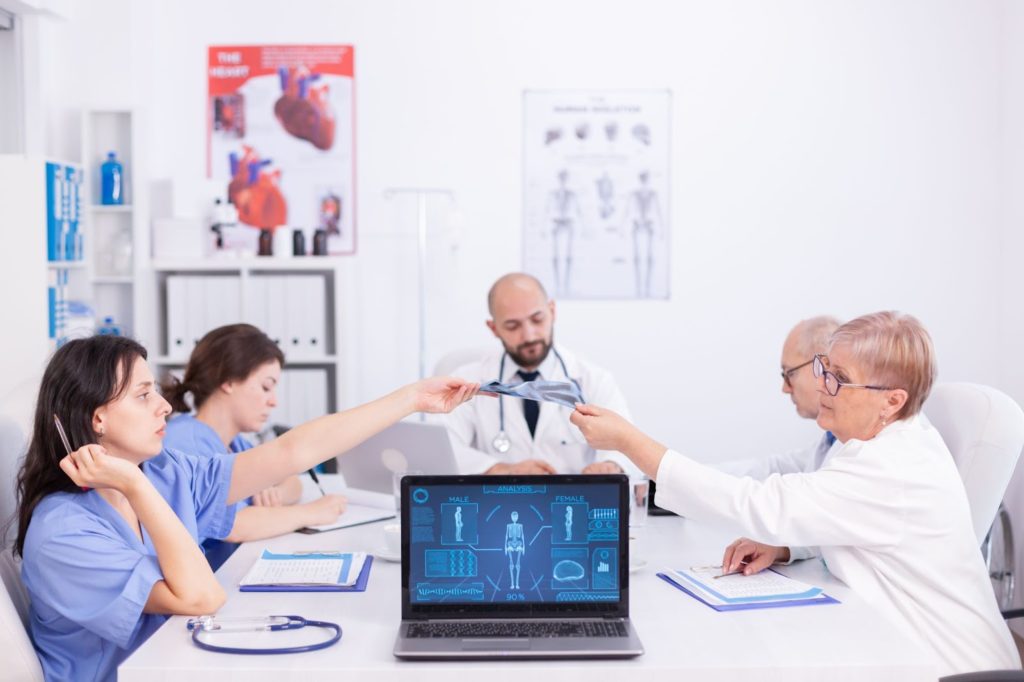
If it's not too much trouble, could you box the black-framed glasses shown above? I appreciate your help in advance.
[812,354,895,397]
[780,358,814,388]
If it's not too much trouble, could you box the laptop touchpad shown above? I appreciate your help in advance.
[461,638,531,650]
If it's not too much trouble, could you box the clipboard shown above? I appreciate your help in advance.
[240,555,374,592]
[657,571,840,612]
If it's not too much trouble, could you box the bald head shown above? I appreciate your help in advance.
[485,273,556,371]
[487,273,549,316]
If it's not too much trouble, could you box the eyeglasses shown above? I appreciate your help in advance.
[812,354,895,397]
[780,358,814,388]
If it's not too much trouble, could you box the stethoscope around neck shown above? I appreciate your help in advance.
[492,347,583,454]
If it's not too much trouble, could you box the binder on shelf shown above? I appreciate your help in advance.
[264,275,288,348]
[201,275,242,336]
[185,276,206,349]
[246,274,269,333]
[165,276,188,357]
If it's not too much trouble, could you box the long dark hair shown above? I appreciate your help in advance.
[159,324,284,414]
[14,335,147,556]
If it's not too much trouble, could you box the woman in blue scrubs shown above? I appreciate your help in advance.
[13,335,477,682]
[162,324,347,545]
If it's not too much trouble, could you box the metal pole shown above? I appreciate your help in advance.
[383,188,454,419]
[416,193,428,421]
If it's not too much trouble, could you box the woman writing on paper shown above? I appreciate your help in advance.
[162,324,347,547]
[570,312,1018,677]
[14,334,477,682]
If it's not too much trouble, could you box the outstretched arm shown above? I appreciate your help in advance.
[228,377,477,504]
[570,403,667,478]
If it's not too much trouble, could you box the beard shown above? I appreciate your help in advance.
[505,336,553,370]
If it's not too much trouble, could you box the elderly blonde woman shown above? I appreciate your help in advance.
[571,312,1019,677]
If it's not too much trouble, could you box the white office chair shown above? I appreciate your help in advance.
[432,346,494,378]
[0,416,27,549]
[924,383,1024,612]
[923,383,1024,545]
[0,549,43,682]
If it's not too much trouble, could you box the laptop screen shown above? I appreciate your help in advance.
[401,475,629,619]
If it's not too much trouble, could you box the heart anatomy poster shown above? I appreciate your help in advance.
[523,90,671,300]
[208,45,356,255]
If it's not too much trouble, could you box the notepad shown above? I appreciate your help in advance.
[297,488,396,534]
[240,550,368,588]
[658,565,839,611]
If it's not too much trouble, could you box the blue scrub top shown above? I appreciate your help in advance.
[164,413,254,458]
[21,448,238,682]
[165,413,253,510]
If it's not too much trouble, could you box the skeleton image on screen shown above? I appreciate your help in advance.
[564,506,574,541]
[546,170,583,296]
[454,506,463,543]
[505,511,526,590]
[622,170,662,298]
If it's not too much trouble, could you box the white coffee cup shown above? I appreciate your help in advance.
[383,523,401,556]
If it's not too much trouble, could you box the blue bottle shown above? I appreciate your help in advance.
[100,151,124,205]
[97,316,122,336]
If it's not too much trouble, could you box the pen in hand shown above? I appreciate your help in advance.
[714,560,750,579]
[307,468,326,497]
[53,414,89,492]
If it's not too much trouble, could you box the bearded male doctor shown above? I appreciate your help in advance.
[445,273,635,475]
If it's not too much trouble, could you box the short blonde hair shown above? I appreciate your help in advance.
[828,311,936,419]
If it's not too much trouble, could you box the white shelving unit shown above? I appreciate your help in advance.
[80,109,139,337]
[150,260,342,430]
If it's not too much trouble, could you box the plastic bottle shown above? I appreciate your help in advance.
[100,152,124,205]
[292,228,306,256]
[97,316,122,336]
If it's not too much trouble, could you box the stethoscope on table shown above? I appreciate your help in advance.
[187,615,341,655]
[492,347,584,454]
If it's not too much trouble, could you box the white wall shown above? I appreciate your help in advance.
[997,0,1024,622]
[26,0,1018,466]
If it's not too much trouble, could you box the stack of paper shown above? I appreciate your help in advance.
[240,550,368,588]
[659,565,838,611]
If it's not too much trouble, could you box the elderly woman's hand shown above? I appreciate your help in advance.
[570,404,638,453]
[721,537,791,576]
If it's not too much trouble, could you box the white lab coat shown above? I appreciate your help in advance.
[655,414,1020,677]
[716,432,836,479]
[446,345,636,474]
[716,431,839,562]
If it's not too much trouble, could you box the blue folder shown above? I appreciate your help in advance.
[240,555,374,592]
[657,571,839,612]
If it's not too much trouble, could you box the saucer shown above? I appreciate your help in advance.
[629,558,648,573]
[374,546,401,562]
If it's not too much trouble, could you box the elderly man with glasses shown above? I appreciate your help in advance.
[715,315,842,481]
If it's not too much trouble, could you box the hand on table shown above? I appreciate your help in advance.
[721,537,791,576]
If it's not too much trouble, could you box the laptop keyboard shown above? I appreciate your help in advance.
[407,620,628,638]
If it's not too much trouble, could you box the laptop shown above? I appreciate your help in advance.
[336,422,459,493]
[393,474,645,660]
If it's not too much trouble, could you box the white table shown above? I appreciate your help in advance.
[120,481,936,681]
